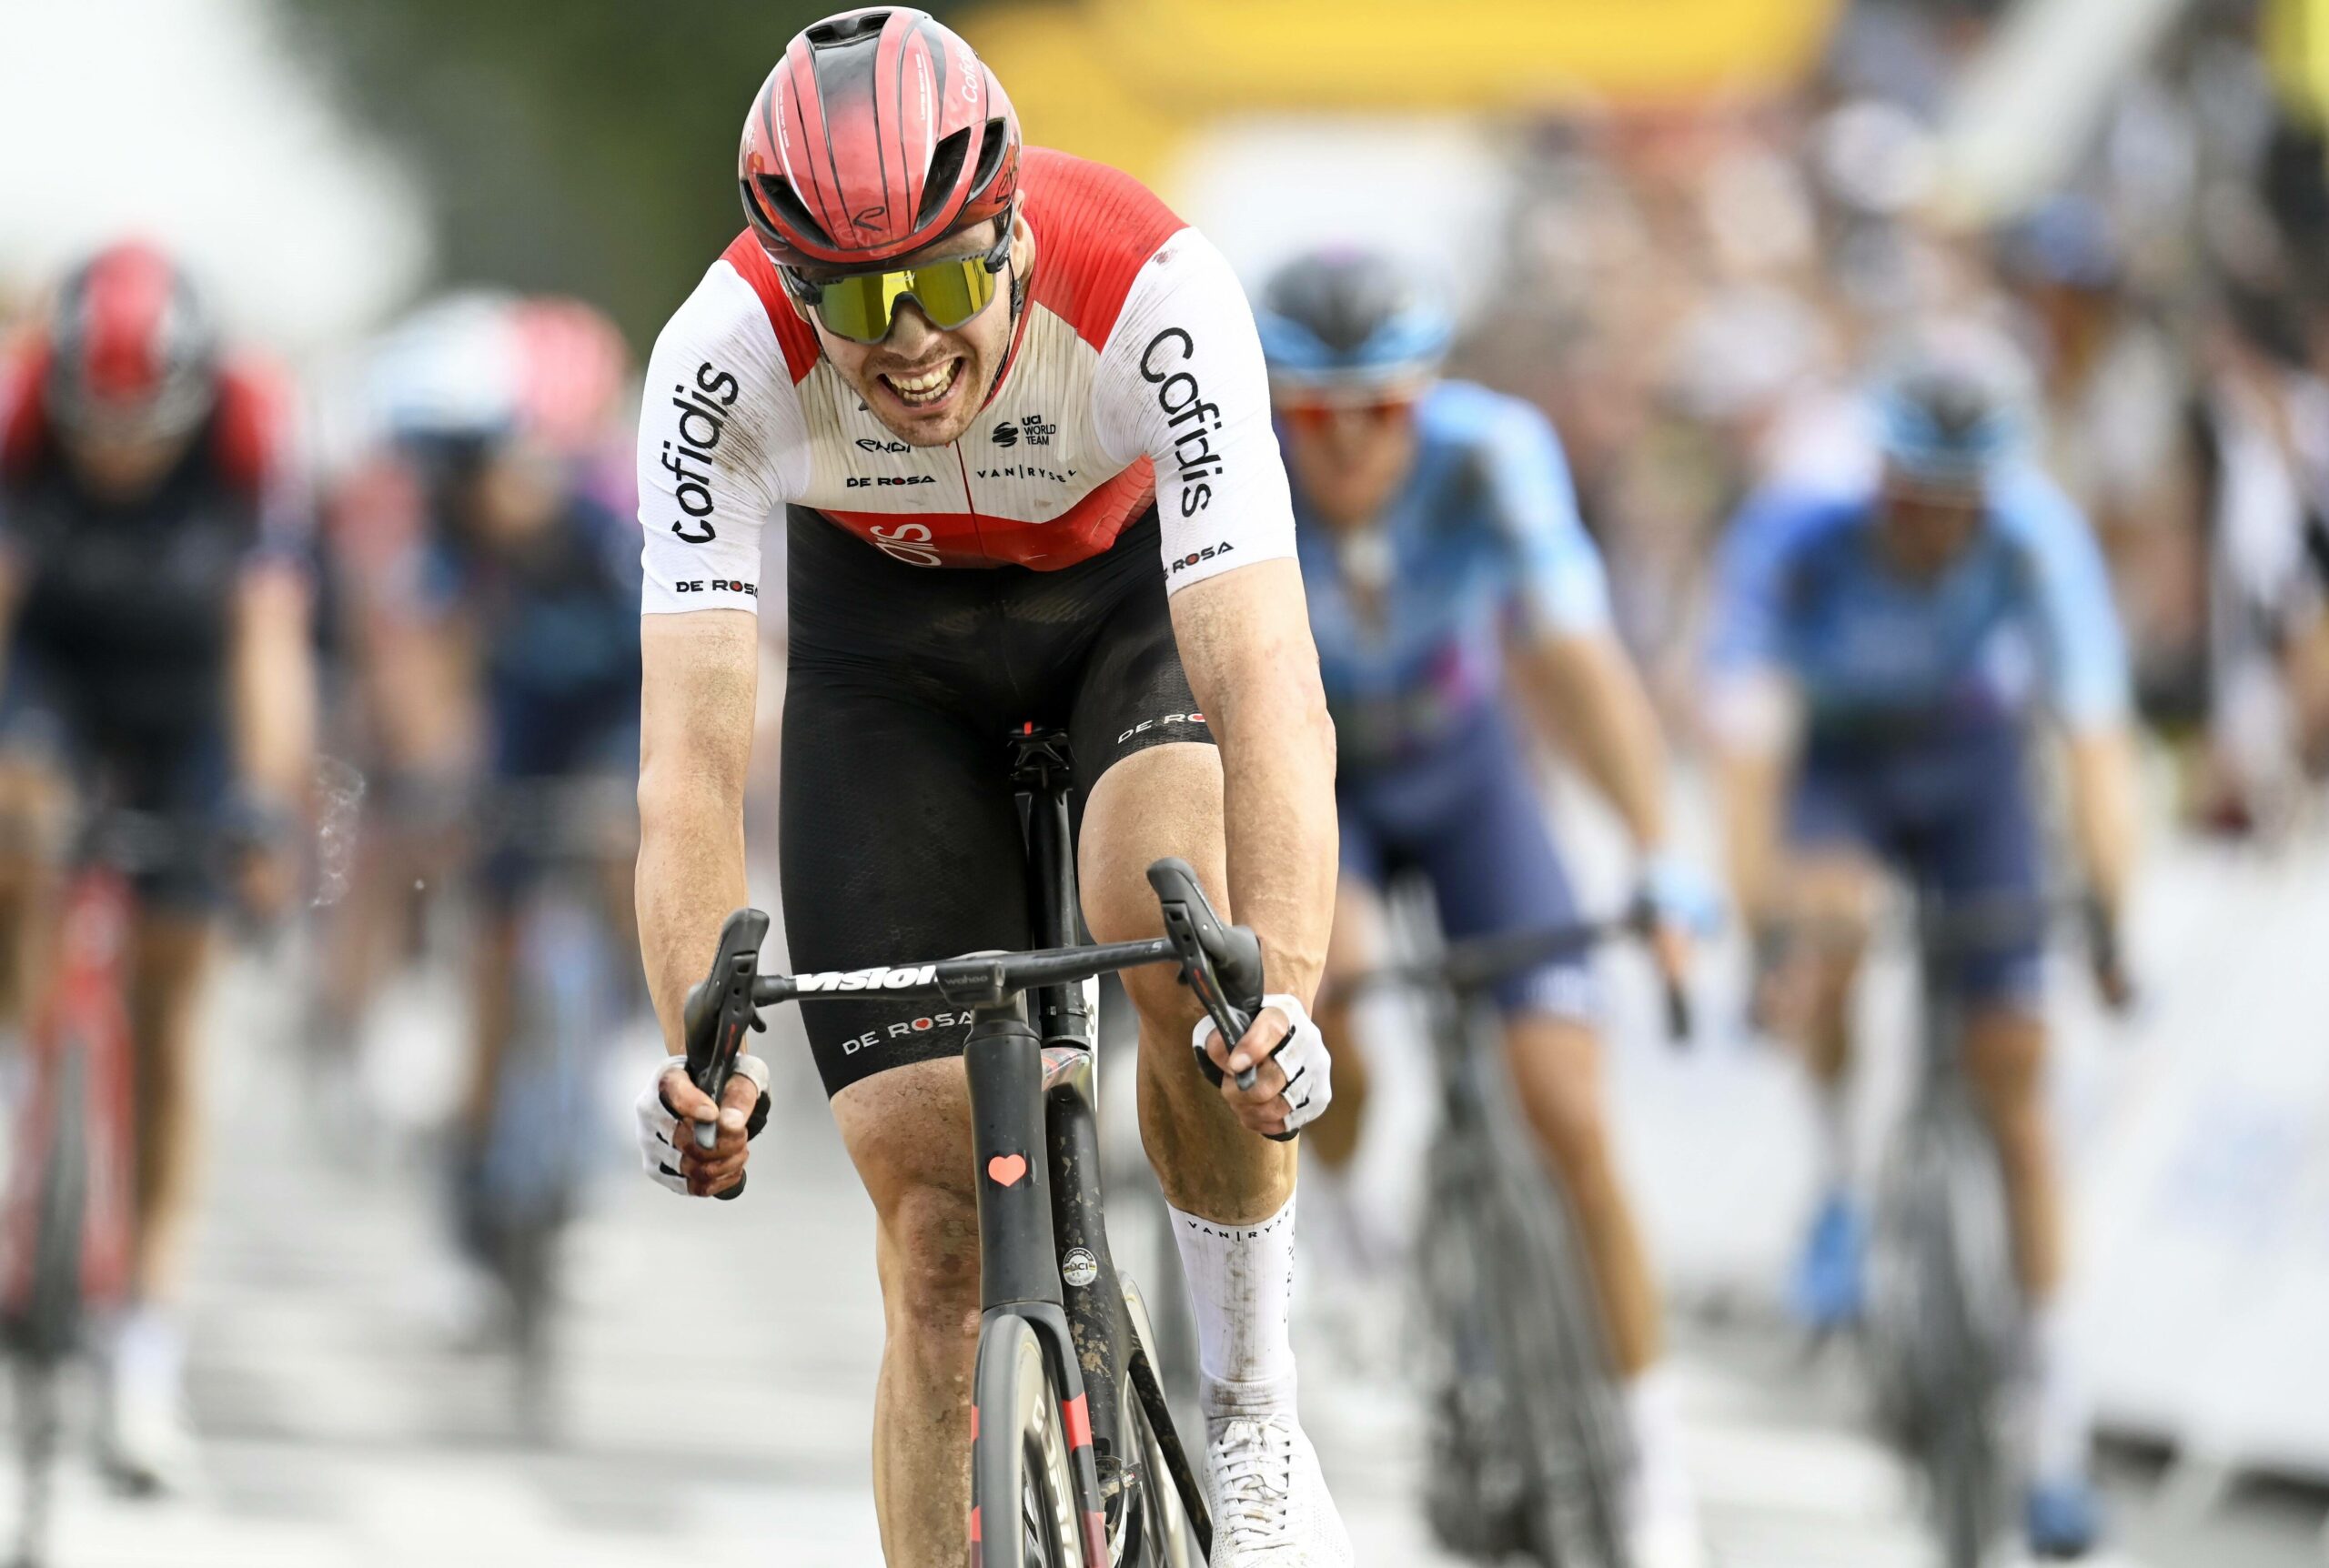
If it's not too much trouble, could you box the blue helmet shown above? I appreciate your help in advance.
[1868,324,2035,487]
[1255,247,1454,393]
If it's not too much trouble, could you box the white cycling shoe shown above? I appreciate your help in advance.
[99,1309,200,1497]
[1202,1404,1353,1566]
[100,1364,200,1497]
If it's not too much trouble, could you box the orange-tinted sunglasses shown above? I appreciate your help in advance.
[1277,395,1419,433]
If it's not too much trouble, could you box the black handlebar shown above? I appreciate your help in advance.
[679,858,1278,1160]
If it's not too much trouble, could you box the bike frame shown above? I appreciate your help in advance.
[4,858,141,1568]
[967,729,1209,1563]
[688,733,1221,1563]
[4,862,137,1331]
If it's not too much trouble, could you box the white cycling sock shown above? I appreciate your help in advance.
[2027,1300,2092,1486]
[1624,1363,1697,1529]
[1170,1191,1298,1415]
[110,1303,186,1400]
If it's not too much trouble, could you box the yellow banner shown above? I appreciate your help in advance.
[966,0,1844,195]
[1081,0,1843,109]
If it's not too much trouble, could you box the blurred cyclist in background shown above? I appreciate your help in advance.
[1259,247,1712,1568]
[0,240,318,1489]
[360,294,640,1318]
[1705,324,2138,1558]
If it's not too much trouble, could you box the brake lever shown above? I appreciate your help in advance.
[1628,896,1694,1049]
[682,909,771,1178]
[1163,903,1257,1091]
[1146,859,1287,1134]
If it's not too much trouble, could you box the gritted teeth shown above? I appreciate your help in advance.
[882,359,962,407]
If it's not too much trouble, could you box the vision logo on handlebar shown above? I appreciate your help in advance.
[793,963,940,992]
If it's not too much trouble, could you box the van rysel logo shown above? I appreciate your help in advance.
[795,964,938,993]
[1139,329,1223,517]
[662,361,741,544]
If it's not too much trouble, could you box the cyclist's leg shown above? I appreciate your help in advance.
[832,1063,981,1563]
[1070,553,1346,1553]
[126,907,216,1304]
[1908,726,2058,1296]
[106,731,231,1489]
[120,732,233,1308]
[1917,729,2091,1524]
[0,752,67,1034]
[781,670,1030,1564]
[0,672,74,1032]
[458,694,584,1148]
[1773,756,1886,1325]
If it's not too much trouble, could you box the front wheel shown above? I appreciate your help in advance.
[972,1313,1080,1568]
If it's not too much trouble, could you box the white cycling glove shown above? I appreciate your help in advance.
[1192,993,1333,1134]
[636,1052,771,1196]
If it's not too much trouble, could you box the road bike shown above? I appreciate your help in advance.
[0,813,204,1567]
[1769,891,2124,1568]
[461,776,638,1439]
[688,727,1243,1566]
[1334,905,1685,1568]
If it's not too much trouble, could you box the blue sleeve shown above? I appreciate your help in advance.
[1477,399,1610,636]
[1705,488,1812,678]
[2000,478,2130,729]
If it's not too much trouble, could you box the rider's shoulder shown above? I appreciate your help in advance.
[1987,467,2089,547]
[207,355,297,498]
[652,238,820,390]
[1725,482,1870,562]
[1020,148,1195,345]
[1415,380,1555,452]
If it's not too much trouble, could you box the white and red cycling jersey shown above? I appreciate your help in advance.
[635,148,1294,614]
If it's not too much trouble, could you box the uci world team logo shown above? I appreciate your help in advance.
[990,413,1055,449]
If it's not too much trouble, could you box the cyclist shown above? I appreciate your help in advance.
[363,294,642,1309]
[0,240,317,1489]
[1258,246,1709,1567]
[1704,323,2138,1558]
[621,11,1346,1563]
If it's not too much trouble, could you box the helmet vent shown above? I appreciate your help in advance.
[968,116,1010,199]
[915,127,973,233]
[750,173,835,254]
[805,11,892,47]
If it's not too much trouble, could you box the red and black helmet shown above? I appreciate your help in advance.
[44,240,219,441]
[739,7,1022,270]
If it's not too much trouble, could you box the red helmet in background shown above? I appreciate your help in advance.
[739,7,1022,270]
[44,240,218,441]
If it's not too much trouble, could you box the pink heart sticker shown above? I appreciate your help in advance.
[986,1153,1028,1188]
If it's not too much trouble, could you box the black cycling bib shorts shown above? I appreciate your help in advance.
[778,507,1214,1097]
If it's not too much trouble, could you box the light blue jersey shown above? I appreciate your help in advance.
[1293,380,1609,760]
[1706,473,2130,739]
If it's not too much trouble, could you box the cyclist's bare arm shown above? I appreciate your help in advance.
[637,609,763,1189]
[1171,557,1337,1030]
[1510,629,1674,857]
[228,562,318,809]
[2063,724,2138,916]
[1706,668,1801,932]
